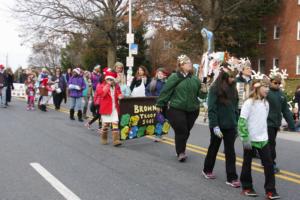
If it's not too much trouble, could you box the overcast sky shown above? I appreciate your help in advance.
[0,0,31,71]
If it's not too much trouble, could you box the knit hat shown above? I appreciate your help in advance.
[73,68,81,75]
[0,64,4,69]
[105,70,117,81]
[94,64,101,71]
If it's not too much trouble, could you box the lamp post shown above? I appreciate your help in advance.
[126,0,134,86]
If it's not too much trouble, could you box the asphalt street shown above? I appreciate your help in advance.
[0,98,300,200]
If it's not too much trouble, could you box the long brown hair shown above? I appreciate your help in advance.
[135,65,149,78]
[212,65,237,105]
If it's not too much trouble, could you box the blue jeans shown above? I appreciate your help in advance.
[69,97,82,111]
[0,86,7,106]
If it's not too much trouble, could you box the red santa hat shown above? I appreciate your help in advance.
[105,70,117,81]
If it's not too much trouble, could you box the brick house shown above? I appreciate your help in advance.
[256,0,300,78]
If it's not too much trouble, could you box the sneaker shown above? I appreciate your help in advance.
[226,180,241,188]
[241,189,258,197]
[202,171,216,179]
[177,153,187,162]
[31,107,35,111]
[273,165,280,174]
[84,122,91,129]
[266,191,280,199]
[26,107,30,111]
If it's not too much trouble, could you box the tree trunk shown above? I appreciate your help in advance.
[107,45,116,68]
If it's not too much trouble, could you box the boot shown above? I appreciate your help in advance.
[40,105,47,112]
[100,124,109,145]
[70,109,75,120]
[77,110,84,122]
[112,130,122,147]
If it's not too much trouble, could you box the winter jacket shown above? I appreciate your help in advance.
[95,82,122,115]
[156,72,202,112]
[51,75,67,92]
[267,88,295,129]
[207,84,239,129]
[146,79,166,97]
[68,75,86,98]
[0,71,8,88]
[130,77,151,91]
[91,72,101,91]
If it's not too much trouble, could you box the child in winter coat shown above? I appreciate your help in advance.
[95,69,123,146]
[25,74,36,110]
[238,79,280,199]
[68,68,86,122]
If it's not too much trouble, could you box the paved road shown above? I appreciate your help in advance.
[0,99,300,200]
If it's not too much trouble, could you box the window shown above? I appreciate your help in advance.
[297,56,300,75]
[258,28,267,44]
[273,25,280,39]
[258,59,266,73]
[297,21,300,40]
[273,58,279,68]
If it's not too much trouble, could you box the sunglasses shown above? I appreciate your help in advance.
[273,82,281,85]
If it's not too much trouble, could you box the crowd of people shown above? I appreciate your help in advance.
[1,53,299,199]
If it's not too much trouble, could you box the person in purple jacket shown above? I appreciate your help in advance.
[91,65,102,92]
[68,68,86,122]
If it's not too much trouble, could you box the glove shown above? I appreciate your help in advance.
[74,85,81,90]
[68,84,75,89]
[242,140,252,150]
[213,126,223,138]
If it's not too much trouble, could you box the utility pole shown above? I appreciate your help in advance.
[5,53,8,67]
[126,0,134,86]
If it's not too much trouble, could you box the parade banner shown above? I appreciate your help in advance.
[11,83,26,98]
[119,97,171,140]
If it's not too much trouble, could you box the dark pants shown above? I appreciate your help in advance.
[203,128,238,182]
[166,107,199,155]
[88,105,101,128]
[268,127,279,165]
[53,92,64,109]
[240,144,276,193]
[6,86,11,103]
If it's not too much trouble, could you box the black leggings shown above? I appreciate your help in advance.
[88,105,101,128]
[166,107,199,155]
[203,128,238,182]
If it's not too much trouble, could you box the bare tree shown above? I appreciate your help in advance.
[13,0,129,67]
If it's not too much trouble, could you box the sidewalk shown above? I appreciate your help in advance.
[196,113,300,142]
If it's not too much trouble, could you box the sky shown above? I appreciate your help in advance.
[0,0,31,71]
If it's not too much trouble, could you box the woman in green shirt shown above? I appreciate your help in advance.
[156,55,202,162]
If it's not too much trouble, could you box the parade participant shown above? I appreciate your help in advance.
[202,63,240,188]
[68,68,86,122]
[235,58,252,112]
[5,67,14,106]
[0,64,8,108]
[113,62,131,96]
[37,68,52,112]
[95,69,123,146]
[91,65,102,92]
[238,78,280,199]
[25,74,36,111]
[267,74,295,173]
[65,68,72,82]
[156,55,202,162]
[82,71,92,119]
[146,67,167,142]
[51,68,67,110]
[130,65,150,97]
[84,80,101,130]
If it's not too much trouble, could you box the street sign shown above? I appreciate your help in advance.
[126,56,134,67]
[130,43,138,55]
[126,33,134,44]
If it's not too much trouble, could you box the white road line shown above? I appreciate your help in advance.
[30,163,81,200]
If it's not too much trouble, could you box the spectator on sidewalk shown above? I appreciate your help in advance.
[5,67,14,106]
[0,64,8,108]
